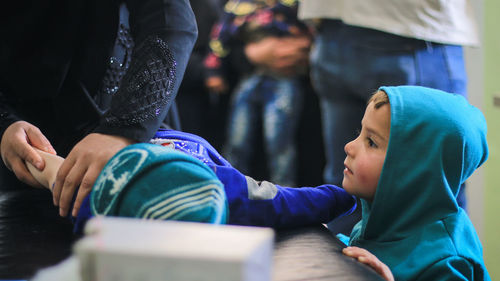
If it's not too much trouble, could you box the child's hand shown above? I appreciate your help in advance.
[205,76,228,94]
[342,246,394,281]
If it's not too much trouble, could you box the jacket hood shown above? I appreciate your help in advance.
[352,85,488,241]
[348,86,490,280]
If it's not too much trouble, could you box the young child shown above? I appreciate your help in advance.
[27,129,356,234]
[204,0,311,186]
[340,86,490,280]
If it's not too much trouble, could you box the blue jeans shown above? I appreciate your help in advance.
[310,20,468,209]
[224,74,303,186]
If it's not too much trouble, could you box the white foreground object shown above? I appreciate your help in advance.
[74,217,275,281]
[31,256,81,281]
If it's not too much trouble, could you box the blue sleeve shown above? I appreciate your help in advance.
[215,165,357,228]
[71,195,94,235]
[336,233,350,246]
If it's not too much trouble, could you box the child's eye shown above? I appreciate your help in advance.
[367,138,377,148]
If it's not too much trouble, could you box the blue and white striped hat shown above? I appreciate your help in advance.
[90,143,227,224]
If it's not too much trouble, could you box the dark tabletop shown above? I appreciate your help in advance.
[0,168,381,281]
[273,226,382,281]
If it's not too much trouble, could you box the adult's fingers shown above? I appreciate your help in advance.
[17,139,45,171]
[71,167,101,217]
[57,162,87,217]
[52,156,76,207]
[10,158,45,188]
[1,121,46,171]
[25,126,57,155]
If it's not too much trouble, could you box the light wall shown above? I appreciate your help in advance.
[464,0,484,239]
[465,0,499,278]
[483,0,500,278]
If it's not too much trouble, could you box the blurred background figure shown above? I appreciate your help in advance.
[175,0,225,147]
[204,0,312,186]
[299,0,478,234]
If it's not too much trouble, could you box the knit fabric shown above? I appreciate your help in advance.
[90,143,227,224]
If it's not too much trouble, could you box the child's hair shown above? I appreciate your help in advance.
[368,90,390,109]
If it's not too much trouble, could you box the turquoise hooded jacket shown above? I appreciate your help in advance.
[348,86,490,280]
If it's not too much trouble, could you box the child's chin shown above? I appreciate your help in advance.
[342,175,351,188]
[341,180,351,192]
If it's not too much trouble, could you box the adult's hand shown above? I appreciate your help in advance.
[0,121,57,188]
[244,35,311,76]
[343,246,394,281]
[52,133,135,217]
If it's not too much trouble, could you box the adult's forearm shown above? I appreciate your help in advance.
[127,0,198,102]
[95,0,198,142]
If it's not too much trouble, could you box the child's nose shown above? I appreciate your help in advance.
[344,140,354,156]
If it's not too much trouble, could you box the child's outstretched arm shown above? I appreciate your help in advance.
[25,148,64,191]
[343,247,394,281]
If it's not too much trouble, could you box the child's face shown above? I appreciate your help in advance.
[342,101,391,202]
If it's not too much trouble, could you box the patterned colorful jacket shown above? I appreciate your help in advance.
[204,0,310,78]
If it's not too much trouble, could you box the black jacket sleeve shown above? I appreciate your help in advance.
[0,92,21,140]
[93,0,198,142]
